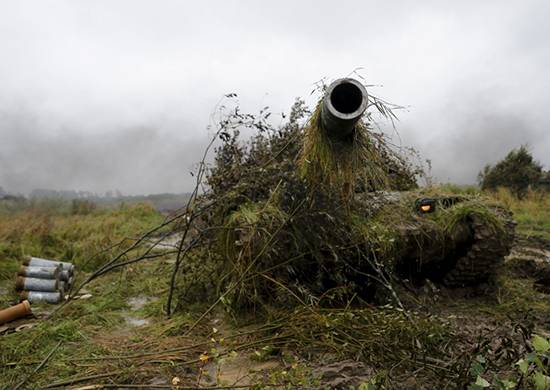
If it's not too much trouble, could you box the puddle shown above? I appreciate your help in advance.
[147,377,169,385]
[204,353,280,386]
[154,233,182,249]
[123,315,150,327]
[122,295,156,327]
[507,246,550,264]
[128,295,152,310]
[313,360,373,389]
[514,246,550,258]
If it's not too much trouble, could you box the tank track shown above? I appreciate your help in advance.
[442,208,516,286]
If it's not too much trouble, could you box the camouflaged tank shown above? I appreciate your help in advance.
[205,77,517,310]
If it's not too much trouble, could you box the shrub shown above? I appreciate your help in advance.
[478,146,543,198]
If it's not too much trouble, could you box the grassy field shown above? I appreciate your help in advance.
[0,192,548,389]
[0,201,205,388]
[0,201,164,282]
[491,188,550,242]
[430,185,550,242]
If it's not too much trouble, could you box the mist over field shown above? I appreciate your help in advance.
[1,0,549,194]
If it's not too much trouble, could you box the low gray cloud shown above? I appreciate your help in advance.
[0,0,548,194]
[0,108,208,195]
[396,82,550,184]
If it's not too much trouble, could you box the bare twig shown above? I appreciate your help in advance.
[42,370,125,389]
[166,126,221,316]
[63,385,280,389]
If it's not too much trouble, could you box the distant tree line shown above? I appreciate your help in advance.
[29,188,123,200]
[0,187,190,213]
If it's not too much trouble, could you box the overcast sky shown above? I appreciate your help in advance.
[1,0,549,195]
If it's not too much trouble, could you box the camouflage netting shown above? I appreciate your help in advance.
[177,83,514,313]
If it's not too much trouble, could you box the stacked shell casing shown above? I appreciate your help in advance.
[15,256,75,304]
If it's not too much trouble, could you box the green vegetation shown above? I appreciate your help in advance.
[491,188,550,242]
[0,201,163,286]
[0,259,205,388]
[0,202,207,389]
[478,146,544,198]
[0,191,548,389]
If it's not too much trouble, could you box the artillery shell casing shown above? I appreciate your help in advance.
[15,276,58,292]
[59,270,70,281]
[22,256,74,275]
[18,265,60,280]
[0,300,32,325]
[20,291,62,304]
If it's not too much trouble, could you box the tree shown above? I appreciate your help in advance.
[539,170,550,191]
[478,146,543,198]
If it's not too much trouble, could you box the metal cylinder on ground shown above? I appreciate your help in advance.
[15,276,58,292]
[0,300,32,325]
[20,291,62,304]
[22,256,74,275]
[59,269,70,282]
[18,265,60,280]
[58,281,66,296]
[320,78,369,139]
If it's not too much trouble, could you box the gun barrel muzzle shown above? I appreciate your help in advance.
[321,78,368,138]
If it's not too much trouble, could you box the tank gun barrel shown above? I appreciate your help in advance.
[321,78,369,138]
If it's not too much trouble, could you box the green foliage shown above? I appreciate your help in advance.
[428,183,481,196]
[467,334,550,390]
[206,92,419,216]
[194,85,429,313]
[279,306,448,366]
[479,146,543,198]
[0,199,189,388]
[195,120,516,318]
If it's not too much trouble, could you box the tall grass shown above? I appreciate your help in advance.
[490,188,550,241]
[0,202,164,297]
[299,102,389,200]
